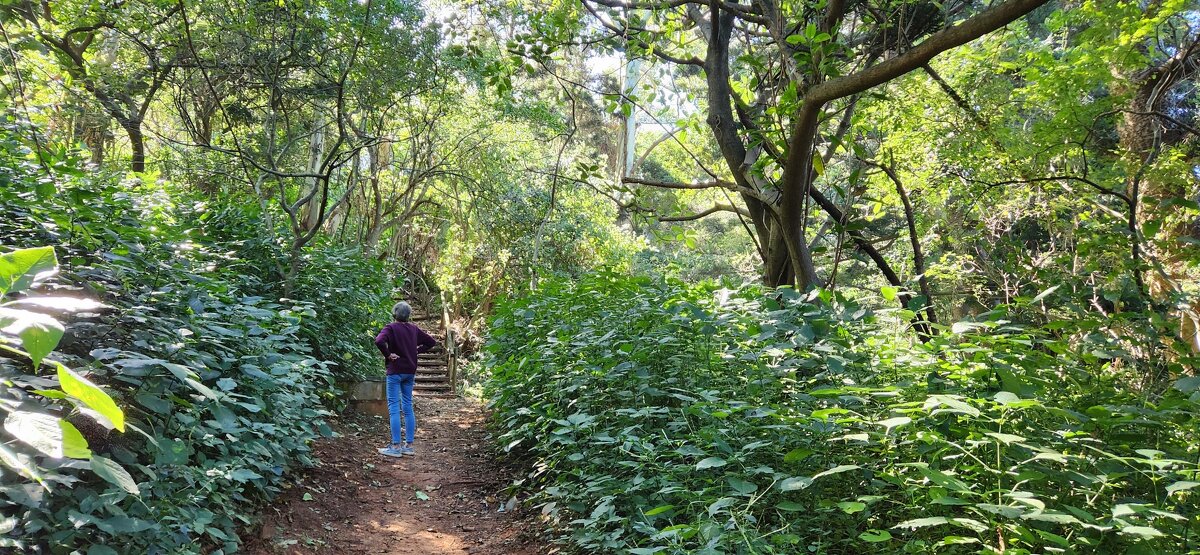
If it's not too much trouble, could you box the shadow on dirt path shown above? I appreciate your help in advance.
[245,396,550,554]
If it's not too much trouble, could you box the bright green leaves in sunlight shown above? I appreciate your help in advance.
[0,246,57,296]
[0,246,128,489]
[485,274,1200,554]
[58,364,125,432]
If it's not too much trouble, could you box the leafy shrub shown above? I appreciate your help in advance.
[188,200,394,381]
[0,127,337,552]
[485,273,1200,554]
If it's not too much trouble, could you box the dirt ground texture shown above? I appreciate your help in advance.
[245,396,554,555]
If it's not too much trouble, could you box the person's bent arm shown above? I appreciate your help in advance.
[375,327,391,357]
[416,328,438,354]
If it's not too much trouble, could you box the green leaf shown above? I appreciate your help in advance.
[303,492,314,501]
[838,501,866,514]
[1119,526,1164,538]
[875,416,911,430]
[776,501,805,511]
[779,476,814,491]
[893,517,949,529]
[696,456,726,470]
[415,490,431,501]
[813,464,860,479]
[91,455,140,495]
[185,377,219,400]
[1174,375,1200,393]
[880,286,898,301]
[783,447,814,463]
[4,411,62,457]
[728,477,758,494]
[644,504,674,516]
[1166,481,1200,495]
[0,307,64,368]
[0,246,57,297]
[859,529,892,542]
[985,432,1026,445]
[231,469,263,482]
[58,364,125,432]
[1031,285,1060,303]
[60,420,92,459]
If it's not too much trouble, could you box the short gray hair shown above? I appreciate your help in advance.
[392,301,412,322]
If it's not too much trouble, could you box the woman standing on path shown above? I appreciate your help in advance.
[374,301,438,458]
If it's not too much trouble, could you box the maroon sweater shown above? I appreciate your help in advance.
[374,322,438,375]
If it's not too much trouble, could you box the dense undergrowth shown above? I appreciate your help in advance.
[0,122,389,552]
[485,273,1200,554]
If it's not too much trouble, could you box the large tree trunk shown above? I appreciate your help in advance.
[1116,44,1200,355]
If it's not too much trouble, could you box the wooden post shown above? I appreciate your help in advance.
[440,291,457,395]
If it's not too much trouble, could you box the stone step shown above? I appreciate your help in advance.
[414,382,451,393]
[415,374,448,382]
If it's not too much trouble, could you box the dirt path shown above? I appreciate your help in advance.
[246,396,550,554]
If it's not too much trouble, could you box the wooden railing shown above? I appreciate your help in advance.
[440,290,458,395]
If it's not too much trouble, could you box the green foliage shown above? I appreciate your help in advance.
[486,273,1199,554]
[0,124,337,552]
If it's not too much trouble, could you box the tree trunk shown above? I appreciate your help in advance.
[121,119,145,172]
[300,114,327,233]
[1116,52,1200,355]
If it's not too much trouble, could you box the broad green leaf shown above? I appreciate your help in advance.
[876,416,911,430]
[728,477,758,494]
[1166,481,1200,495]
[415,491,431,501]
[696,456,726,470]
[0,307,64,368]
[985,432,1025,445]
[893,516,949,529]
[1031,285,1060,303]
[838,501,866,514]
[93,515,155,534]
[230,469,263,482]
[60,420,92,459]
[707,497,735,516]
[859,529,891,542]
[1119,526,1164,538]
[0,246,57,297]
[185,377,219,400]
[91,455,140,495]
[783,447,814,463]
[58,364,125,432]
[779,476,814,491]
[776,501,805,511]
[813,464,860,480]
[4,411,62,457]
[924,395,981,417]
[880,286,897,301]
[644,504,674,516]
[1174,375,1200,393]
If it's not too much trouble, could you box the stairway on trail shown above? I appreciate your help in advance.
[408,310,456,395]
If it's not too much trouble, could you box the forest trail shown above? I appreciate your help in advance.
[245,396,548,555]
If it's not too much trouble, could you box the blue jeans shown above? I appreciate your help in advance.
[386,374,415,445]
